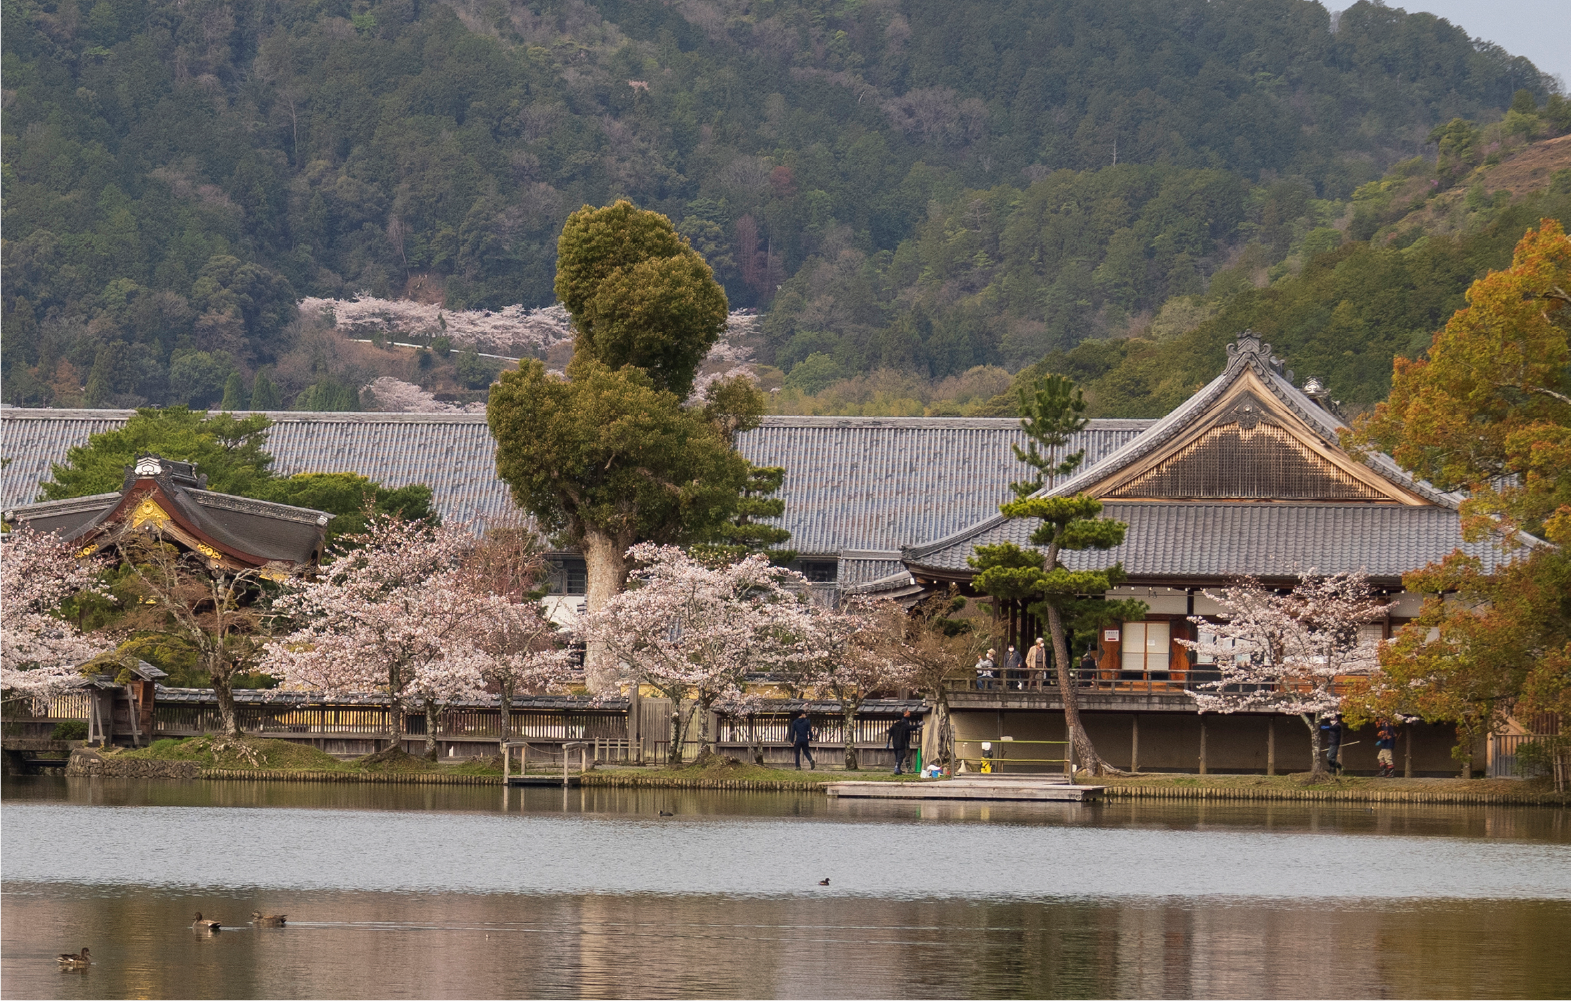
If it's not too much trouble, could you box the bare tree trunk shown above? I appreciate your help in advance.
[1304,713,1326,780]
[498,683,513,755]
[210,667,242,738]
[423,698,439,761]
[582,530,630,693]
[694,697,715,760]
[666,701,688,766]
[1046,605,1118,776]
[843,704,860,770]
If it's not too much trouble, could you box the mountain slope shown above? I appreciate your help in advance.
[1,0,1559,410]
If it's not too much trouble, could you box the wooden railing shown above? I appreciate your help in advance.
[152,704,629,742]
[951,672,1367,696]
[717,713,911,747]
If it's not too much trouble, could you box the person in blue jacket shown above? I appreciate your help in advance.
[789,712,816,770]
[1321,714,1344,774]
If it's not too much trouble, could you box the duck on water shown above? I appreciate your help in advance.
[252,911,287,927]
[56,948,91,968]
[192,913,223,932]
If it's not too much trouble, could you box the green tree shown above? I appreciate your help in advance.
[488,357,751,687]
[555,201,728,399]
[693,465,795,566]
[41,408,275,500]
[1010,373,1089,497]
[219,372,247,411]
[258,473,438,548]
[1343,221,1571,768]
[249,371,281,411]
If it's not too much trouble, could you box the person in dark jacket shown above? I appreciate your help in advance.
[888,711,918,774]
[789,712,816,770]
[1321,714,1344,774]
[1003,645,1025,689]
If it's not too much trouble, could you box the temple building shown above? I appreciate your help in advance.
[0,332,1511,773]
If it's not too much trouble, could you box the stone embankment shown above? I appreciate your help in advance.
[67,749,200,780]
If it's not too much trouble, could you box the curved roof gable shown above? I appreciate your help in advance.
[1044,331,1452,506]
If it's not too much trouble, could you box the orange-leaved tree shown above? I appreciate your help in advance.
[1345,220,1571,778]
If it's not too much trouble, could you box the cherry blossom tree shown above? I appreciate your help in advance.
[0,528,110,705]
[1180,571,1384,779]
[793,598,909,770]
[579,544,808,764]
[266,515,485,758]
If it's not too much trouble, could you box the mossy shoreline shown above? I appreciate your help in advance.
[65,739,1570,804]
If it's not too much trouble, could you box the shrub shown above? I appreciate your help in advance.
[52,719,89,740]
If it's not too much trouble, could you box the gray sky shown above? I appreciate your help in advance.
[1340,1,1570,89]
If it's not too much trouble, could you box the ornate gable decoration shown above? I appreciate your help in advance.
[1072,334,1429,505]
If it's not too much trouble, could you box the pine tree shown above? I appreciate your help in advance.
[693,464,796,565]
[971,373,1145,776]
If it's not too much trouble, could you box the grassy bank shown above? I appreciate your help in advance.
[110,736,506,782]
[1091,772,1569,806]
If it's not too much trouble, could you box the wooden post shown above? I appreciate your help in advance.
[1198,719,1208,775]
[503,744,510,784]
[1130,715,1139,774]
[1404,726,1413,778]
[1267,717,1276,776]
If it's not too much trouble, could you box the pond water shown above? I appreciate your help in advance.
[3,777,1569,999]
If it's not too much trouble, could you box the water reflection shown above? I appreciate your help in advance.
[4,778,1570,999]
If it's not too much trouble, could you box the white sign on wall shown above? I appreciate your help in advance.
[1104,629,1120,643]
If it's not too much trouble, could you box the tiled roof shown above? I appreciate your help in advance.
[1043,333,1459,507]
[740,416,1149,554]
[2,409,1150,555]
[905,501,1507,581]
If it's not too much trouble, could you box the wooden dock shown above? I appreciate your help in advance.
[826,776,1104,802]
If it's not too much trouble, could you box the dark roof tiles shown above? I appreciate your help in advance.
[906,502,1505,580]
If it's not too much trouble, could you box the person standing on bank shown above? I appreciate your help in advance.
[1375,720,1397,778]
[1025,636,1048,688]
[789,711,816,770]
[1321,714,1345,774]
[888,711,918,774]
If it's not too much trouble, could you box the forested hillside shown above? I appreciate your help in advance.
[2,0,1563,411]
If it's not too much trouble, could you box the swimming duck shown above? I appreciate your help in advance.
[818,878,830,886]
[251,911,287,927]
[657,810,674,817]
[192,913,222,933]
[56,948,91,968]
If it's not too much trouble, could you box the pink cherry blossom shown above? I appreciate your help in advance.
[0,528,111,701]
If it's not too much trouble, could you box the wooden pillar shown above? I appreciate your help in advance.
[1404,726,1413,778]
[1198,719,1208,775]
[1130,715,1139,774]
[1267,717,1276,776]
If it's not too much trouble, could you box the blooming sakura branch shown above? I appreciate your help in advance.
[1180,570,1384,777]
[0,528,111,701]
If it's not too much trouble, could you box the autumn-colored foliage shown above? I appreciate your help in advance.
[1344,221,1571,755]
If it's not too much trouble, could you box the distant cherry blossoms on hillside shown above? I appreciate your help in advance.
[331,297,763,414]
[303,295,762,367]
[300,295,575,358]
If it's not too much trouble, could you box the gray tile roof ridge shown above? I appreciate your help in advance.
[2,491,121,518]
[756,415,1155,429]
[186,488,336,525]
